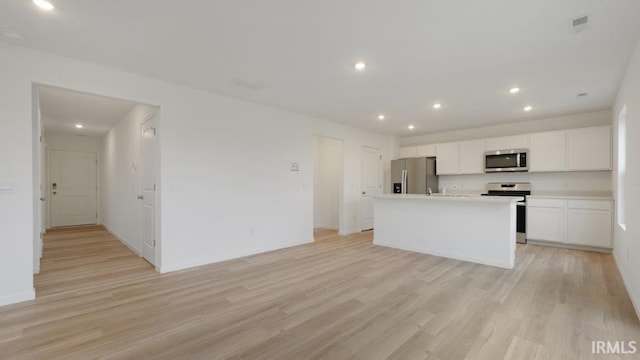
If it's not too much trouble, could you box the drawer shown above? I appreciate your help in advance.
[527,198,567,208]
[567,200,612,211]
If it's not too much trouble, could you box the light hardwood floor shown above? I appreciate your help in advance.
[0,226,638,359]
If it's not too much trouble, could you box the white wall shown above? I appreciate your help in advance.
[313,136,343,230]
[440,171,612,194]
[101,105,157,254]
[399,110,612,146]
[612,39,640,319]
[44,132,103,227]
[0,46,394,306]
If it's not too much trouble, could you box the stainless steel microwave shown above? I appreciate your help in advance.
[484,149,528,172]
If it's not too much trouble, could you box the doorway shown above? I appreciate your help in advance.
[313,136,344,235]
[360,146,382,231]
[33,84,161,284]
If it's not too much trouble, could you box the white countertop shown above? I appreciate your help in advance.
[527,191,613,201]
[372,194,524,203]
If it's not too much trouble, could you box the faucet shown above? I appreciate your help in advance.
[428,188,433,195]
[441,185,448,196]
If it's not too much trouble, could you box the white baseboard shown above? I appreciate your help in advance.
[314,224,339,230]
[527,240,612,253]
[374,240,514,269]
[103,224,140,256]
[160,239,313,273]
[0,289,36,307]
[613,251,640,322]
[338,229,359,236]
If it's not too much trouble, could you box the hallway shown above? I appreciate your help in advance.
[35,226,154,297]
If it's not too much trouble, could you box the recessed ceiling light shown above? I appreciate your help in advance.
[33,0,54,11]
[509,87,520,94]
[408,125,415,130]
[75,124,83,129]
[523,106,533,112]
[433,103,442,110]
[354,62,366,71]
[378,114,385,120]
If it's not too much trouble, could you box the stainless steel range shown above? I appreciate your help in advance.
[482,183,531,244]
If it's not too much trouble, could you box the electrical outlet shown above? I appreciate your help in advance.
[290,162,300,172]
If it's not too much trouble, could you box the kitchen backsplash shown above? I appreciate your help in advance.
[439,171,612,193]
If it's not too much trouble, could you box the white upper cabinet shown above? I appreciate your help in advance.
[458,139,485,174]
[529,130,566,172]
[416,144,436,157]
[507,134,530,149]
[435,142,460,175]
[398,146,417,159]
[566,126,611,171]
[485,137,509,152]
[485,135,529,151]
[402,125,610,173]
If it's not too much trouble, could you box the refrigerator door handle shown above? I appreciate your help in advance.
[402,169,407,194]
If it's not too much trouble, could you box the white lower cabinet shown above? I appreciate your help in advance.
[527,199,566,243]
[527,197,613,249]
[567,200,612,248]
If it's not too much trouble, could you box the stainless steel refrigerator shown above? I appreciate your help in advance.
[391,157,438,194]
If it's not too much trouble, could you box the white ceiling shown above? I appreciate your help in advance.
[4,1,640,136]
[39,86,136,137]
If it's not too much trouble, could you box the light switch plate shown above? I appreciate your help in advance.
[290,162,300,171]
[0,179,14,194]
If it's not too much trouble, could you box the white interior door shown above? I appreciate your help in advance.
[50,150,97,227]
[361,146,382,231]
[140,118,157,265]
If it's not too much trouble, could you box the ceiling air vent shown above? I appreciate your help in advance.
[230,78,264,91]
[570,15,589,33]
[1,29,23,41]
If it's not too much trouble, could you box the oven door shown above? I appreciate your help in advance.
[516,202,526,244]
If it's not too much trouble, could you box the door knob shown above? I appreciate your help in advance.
[40,197,46,201]
[137,195,144,200]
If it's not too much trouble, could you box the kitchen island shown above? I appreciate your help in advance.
[372,194,524,269]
